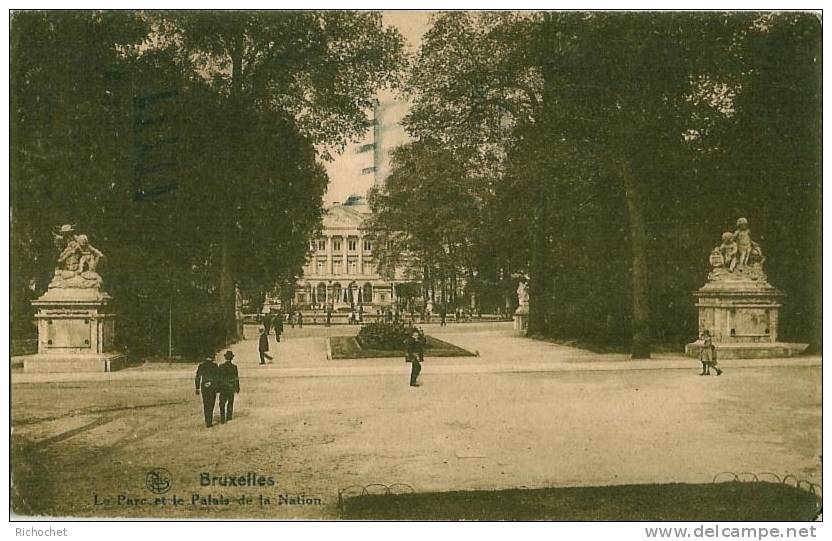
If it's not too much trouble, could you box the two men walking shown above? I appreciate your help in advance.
[195,350,241,428]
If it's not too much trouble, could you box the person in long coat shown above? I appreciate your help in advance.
[258,327,272,365]
[405,329,426,387]
[217,350,240,423]
[195,355,219,428]
[274,312,284,342]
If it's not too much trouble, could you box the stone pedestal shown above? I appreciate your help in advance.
[513,305,529,336]
[685,280,808,359]
[24,287,126,373]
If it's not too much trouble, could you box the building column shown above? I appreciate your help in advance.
[358,235,364,275]
[343,234,349,275]
[326,236,333,274]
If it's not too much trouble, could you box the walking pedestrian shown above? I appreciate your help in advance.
[440,305,447,326]
[217,350,240,423]
[274,312,284,342]
[297,311,303,328]
[699,330,723,376]
[195,354,219,428]
[289,312,295,329]
[262,310,273,336]
[326,308,332,327]
[405,328,426,387]
[258,327,272,365]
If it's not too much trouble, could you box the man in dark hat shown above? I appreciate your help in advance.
[195,354,219,428]
[262,310,273,336]
[258,327,272,365]
[405,328,426,387]
[217,350,240,423]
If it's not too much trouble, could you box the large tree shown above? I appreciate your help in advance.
[11,11,405,354]
[366,141,480,307]
[156,11,407,341]
[392,11,820,356]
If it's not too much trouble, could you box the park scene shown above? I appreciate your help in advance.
[10,11,821,520]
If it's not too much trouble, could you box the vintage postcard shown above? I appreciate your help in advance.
[9,9,822,523]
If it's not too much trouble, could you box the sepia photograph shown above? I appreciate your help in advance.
[8,7,822,524]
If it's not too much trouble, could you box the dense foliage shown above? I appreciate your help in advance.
[10,11,405,354]
[369,12,821,355]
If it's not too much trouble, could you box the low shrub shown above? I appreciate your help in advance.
[356,321,419,350]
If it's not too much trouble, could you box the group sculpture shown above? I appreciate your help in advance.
[707,217,766,282]
[49,224,105,289]
[26,223,122,373]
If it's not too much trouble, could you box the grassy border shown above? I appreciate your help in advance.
[329,335,475,359]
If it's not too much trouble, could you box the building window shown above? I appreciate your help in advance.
[357,143,375,153]
[316,259,326,274]
[333,238,342,251]
[349,260,357,275]
[348,238,357,251]
[363,239,372,252]
[317,238,327,251]
[309,241,315,252]
[361,166,376,175]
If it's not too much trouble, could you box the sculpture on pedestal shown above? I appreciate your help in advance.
[513,276,529,335]
[24,223,124,373]
[686,217,806,359]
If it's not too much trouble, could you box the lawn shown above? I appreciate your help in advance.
[340,482,820,521]
[329,335,475,359]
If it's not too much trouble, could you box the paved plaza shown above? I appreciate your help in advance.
[11,323,821,518]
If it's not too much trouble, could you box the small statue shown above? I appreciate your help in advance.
[719,232,738,271]
[75,234,104,273]
[732,217,753,267]
[54,224,80,272]
[517,278,529,307]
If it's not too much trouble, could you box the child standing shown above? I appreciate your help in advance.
[699,330,723,376]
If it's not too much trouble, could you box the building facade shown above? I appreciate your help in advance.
[293,98,415,311]
[293,195,410,310]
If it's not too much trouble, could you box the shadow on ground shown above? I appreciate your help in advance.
[340,482,820,521]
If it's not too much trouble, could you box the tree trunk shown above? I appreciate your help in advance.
[219,225,237,344]
[622,161,651,359]
[527,193,549,336]
[219,43,245,344]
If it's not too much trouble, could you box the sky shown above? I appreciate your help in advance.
[322,11,433,205]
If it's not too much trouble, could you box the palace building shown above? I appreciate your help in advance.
[293,194,411,310]
[292,99,413,311]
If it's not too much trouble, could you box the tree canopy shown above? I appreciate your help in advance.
[11,10,407,354]
[369,11,821,354]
